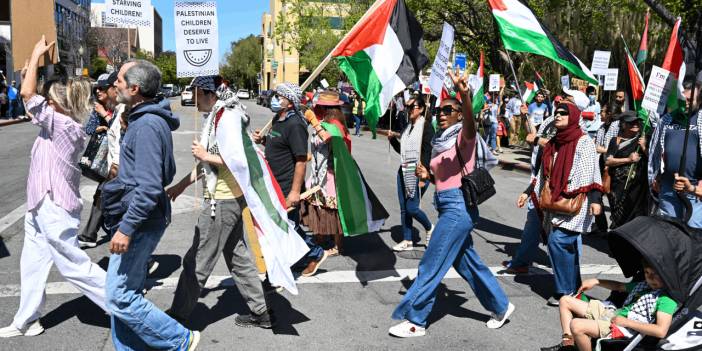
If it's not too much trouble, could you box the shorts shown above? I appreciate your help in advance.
[584,300,617,338]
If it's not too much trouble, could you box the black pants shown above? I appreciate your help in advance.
[80,183,105,241]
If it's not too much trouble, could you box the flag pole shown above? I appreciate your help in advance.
[504,49,536,135]
[259,0,385,135]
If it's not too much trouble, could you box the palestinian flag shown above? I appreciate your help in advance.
[662,18,687,113]
[488,0,598,85]
[333,0,428,137]
[636,10,650,70]
[522,81,537,104]
[534,71,545,91]
[622,35,650,130]
[215,106,309,294]
[470,51,485,116]
[323,122,389,235]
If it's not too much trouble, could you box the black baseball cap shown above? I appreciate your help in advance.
[96,72,118,89]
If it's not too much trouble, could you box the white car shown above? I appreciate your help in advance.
[181,86,194,106]
[236,89,250,99]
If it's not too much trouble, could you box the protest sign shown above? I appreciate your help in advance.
[428,22,454,98]
[590,50,611,75]
[642,65,672,115]
[603,69,618,91]
[105,0,153,27]
[11,0,58,71]
[561,75,571,89]
[175,1,219,77]
[419,75,431,95]
[489,74,500,92]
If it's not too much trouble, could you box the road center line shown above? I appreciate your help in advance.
[0,264,622,297]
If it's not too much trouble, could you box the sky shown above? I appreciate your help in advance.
[93,0,270,59]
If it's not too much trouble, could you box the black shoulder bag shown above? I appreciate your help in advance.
[456,138,496,208]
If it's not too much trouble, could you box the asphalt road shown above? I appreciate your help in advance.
[0,98,622,350]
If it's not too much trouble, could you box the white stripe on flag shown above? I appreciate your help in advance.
[492,0,546,36]
[365,25,407,116]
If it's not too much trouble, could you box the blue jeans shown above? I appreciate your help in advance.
[354,115,362,135]
[485,122,498,150]
[397,172,432,241]
[392,188,509,327]
[8,99,18,118]
[106,227,189,350]
[509,201,541,267]
[547,227,582,296]
[289,208,324,263]
[658,178,702,229]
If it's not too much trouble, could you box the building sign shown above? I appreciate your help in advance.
[175,1,219,77]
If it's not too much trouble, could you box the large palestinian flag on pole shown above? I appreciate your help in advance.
[332,0,428,137]
[622,36,651,130]
[323,121,389,235]
[216,105,309,295]
[470,50,485,116]
[662,18,687,114]
[488,0,598,85]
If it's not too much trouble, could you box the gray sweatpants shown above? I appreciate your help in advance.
[170,198,267,318]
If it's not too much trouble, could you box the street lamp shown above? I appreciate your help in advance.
[78,45,84,76]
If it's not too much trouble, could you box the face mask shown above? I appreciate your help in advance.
[589,95,596,103]
[270,96,282,112]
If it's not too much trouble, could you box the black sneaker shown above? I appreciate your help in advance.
[235,310,274,329]
[78,235,97,248]
[540,343,576,351]
[262,279,283,295]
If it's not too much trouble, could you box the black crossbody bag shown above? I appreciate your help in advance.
[456,138,496,208]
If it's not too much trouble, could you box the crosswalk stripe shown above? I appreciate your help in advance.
[0,264,622,298]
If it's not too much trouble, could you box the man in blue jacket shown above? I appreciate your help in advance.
[103,59,200,350]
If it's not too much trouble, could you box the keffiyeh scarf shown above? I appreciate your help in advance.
[400,117,425,198]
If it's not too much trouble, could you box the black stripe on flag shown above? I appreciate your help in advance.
[389,0,429,86]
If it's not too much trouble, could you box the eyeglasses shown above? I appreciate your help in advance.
[555,110,569,117]
[439,105,460,116]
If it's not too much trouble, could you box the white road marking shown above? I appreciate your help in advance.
[0,264,623,297]
[0,205,26,237]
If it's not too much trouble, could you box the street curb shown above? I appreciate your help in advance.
[0,118,29,127]
[377,128,531,174]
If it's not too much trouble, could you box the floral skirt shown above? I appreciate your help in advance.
[300,200,343,236]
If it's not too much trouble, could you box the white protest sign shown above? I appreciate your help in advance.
[488,74,500,92]
[603,69,618,91]
[175,1,219,78]
[642,65,673,115]
[105,0,153,27]
[468,74,480,93]
[561,75,570,90]
[590,50,611,75]
[403,90,411,102]
[419,75,431,95]
[320,79,329,88]
[428,22,454,98]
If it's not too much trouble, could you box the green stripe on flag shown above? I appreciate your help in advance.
[337,50,383,137]
[322,122,369,235]
[240,127,288,232]
[472,85,484,116]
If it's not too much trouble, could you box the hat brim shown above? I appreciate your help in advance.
[315,100,344,106]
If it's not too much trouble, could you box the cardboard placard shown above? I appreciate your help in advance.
[175,1,219,78]
[105,0,153,27]
[428,22,454,98]
[11,0,59,71]
[642,65,672,115]
[591,50,611,75]
[603,69,618,91]
[489,74,500,92]
[561,75,571,90]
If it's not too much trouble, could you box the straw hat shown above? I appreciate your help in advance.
[315,90,344,106]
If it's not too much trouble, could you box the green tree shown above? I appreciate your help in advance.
[220,35,263,90]
[90,57,108,79]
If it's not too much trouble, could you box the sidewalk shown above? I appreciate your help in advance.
[375,128,532,173]
[0,117,29,127]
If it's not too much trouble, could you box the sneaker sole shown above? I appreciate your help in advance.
[188,331,200,350]
[24,325,44,337]
[147,261,160,275]
[388,330,426,338]
[78,241,97,248]
[234,320,273,329]
[392,246,414,252]
[487,303,515,329]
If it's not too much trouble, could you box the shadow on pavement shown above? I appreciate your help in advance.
[0,238,9,259]
[344,230,399,287]
[486,238,551,267]
[475,217,523,240]
[41,296,110,330]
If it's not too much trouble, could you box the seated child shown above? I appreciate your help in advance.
[541,260,678,351]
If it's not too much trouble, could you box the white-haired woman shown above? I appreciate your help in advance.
[0,36,108,338]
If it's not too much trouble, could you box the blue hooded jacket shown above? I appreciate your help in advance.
[108,98,179,236]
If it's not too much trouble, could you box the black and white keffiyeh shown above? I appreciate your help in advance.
[400,117,425,198]
[623,282,663,323]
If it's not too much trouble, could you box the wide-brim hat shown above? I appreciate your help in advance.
[315,90,344,106]
[619,111,643,123]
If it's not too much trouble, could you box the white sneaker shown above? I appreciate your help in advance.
[388,320,426,338]
[0,320,44,338]
[486,303,515,329]
[392,241,414,252]
[426,225,435,244]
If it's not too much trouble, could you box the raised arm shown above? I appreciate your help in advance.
[447,67,475,139]
[21,36,56,103]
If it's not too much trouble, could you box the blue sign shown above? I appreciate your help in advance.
[454,53,466,70]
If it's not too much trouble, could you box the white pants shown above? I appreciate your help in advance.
[13,197,107,329]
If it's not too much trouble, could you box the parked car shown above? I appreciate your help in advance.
[181,85,194,106]
[236,89,251,99]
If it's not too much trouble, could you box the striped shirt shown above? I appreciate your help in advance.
[26,95,86,213]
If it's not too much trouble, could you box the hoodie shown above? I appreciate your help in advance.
[113,98,180,236]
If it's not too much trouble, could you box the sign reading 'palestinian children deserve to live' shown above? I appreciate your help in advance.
[175,1,219,78]
[105,0,153,27]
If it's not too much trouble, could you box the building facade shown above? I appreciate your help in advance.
[55,0,92,77]
[261,0,301,91]
[90,3,162,57]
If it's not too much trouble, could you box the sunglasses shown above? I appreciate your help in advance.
[405,104,420,109]
[555,110,569,117]
[439,105,460,116]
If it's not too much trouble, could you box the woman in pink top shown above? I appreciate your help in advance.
[0,37,108,339]
[389,69,514,338]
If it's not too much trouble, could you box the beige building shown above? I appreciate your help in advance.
[261,0,301,91]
